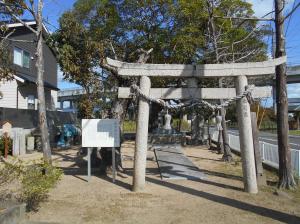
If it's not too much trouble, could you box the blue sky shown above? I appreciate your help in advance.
[41,0,300,99]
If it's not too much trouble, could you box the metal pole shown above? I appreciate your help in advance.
[87,147,91,182]
[112,147,116,183]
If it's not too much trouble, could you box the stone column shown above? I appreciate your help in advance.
[236,75,258,194]
[133,76,151,192]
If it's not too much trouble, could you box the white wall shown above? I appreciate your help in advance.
[0,79,55,110]
[0,79,18,108]
[50,90,58,110]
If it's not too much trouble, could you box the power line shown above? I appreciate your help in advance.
[285,0,297,36]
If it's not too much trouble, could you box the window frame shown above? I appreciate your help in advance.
[23,51,30,69]
[27,95,35,110]
[13,47,23,67]
[13,47,31,69]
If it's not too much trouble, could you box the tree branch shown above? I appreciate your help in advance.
[137,48,153,63]
[213,15,274,21]
[284,2,300,21]
[0,0,38,35]
[109,41,118,60]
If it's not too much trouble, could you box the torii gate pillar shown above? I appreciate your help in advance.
[236,75,258,194]
[133,76,151,192]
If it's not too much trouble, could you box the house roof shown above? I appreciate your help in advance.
[14,73,59,91]
[5,20,50,34]
[4,20,58,57]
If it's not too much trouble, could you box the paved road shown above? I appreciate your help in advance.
[228,129,300,149]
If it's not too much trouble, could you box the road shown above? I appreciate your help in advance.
[228,129,300,150]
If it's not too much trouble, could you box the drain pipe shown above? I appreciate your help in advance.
[16,85,19,109]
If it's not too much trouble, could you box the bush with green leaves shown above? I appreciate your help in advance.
[0,158,62,211]
[20,161,63,211]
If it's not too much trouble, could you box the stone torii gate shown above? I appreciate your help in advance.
[107,56,286,194]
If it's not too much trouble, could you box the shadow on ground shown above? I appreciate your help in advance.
[52,148,300,223]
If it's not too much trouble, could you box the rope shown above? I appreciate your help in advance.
[129,84,255,111]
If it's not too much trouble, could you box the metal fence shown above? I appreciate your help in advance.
[211,129,300,177]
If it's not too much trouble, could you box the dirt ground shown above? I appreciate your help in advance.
[26,141,300,224]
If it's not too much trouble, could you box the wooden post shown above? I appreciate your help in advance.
[133,76,151,192]
[4,132,8,159]
[236,75,258,194]
[251,112,266,186]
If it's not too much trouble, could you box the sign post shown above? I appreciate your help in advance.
[87,147,91,181]
[82,119,120,182]
[112,147,116,183]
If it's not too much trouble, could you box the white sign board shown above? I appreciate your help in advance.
[82,119,120,147]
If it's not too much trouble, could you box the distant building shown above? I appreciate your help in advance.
[57,88,85,113]
[0,21,58,110]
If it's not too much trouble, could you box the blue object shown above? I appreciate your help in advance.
[57,124,80,147]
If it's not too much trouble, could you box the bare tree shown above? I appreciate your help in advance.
[206,0,232,162]
[274,0,296,189]
[1,0,52,163]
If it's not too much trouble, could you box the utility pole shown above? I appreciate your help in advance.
[274,0,296,189]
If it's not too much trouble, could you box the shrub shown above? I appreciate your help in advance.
[0,158,23,187]
[0,159,62,211]
[0,135,13,156]
[20,161,63,211]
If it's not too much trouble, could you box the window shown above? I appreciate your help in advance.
[28,95,35,110]
[62,101,71,109]
[13,48,22,66]
[13,47,30,68]
[23,51,30,68]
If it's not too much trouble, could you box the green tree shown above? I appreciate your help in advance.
[53,0,269,125]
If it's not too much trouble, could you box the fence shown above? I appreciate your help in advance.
[210,129,300,177]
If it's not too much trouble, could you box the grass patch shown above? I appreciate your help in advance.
[289,130,300,136]
[123,120,136,133]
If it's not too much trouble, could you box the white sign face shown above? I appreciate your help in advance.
[82,119,120,147]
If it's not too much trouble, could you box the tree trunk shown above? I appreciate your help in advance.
[207,0,233,161]
[275,0,296,189]
[220,105,233,161]
[251,112,266,186]
[112,98,129,132]
[187,78,201,145]
[36,0,51,164]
